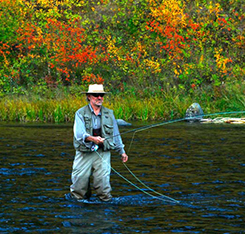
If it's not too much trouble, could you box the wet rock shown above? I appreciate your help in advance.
[201,117,245,124]
[185,103,204,122]
[116,119,132,126]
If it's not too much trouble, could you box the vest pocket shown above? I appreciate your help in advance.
[104,124,113,135]
[84,115,91,130]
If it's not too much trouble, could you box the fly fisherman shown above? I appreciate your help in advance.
[70,84,128,202]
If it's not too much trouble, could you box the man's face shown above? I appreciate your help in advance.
[88,93,104,107]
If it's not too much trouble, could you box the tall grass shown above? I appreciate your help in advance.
[0,96,85,122]
[0,83,245,123]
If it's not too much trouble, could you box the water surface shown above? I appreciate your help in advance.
[1,121,245,233]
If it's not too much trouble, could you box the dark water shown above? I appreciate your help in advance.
[1,121,245,233]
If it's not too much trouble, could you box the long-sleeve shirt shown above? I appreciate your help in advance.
[73,104,125,155]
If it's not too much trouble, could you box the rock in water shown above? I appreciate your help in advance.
[185,103,204,122]
[116,119,132,126]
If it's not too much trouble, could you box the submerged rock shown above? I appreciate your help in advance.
[185,103,204,122]
[116,119,132,126]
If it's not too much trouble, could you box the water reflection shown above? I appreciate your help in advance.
[0,122,245,233]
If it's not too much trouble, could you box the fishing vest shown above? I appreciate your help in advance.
[73,105,115,152]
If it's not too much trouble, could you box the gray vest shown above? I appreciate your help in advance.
[74,105,115,152]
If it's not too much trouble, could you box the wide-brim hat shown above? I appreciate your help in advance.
[82,84,109,94]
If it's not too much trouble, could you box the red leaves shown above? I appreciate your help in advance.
[189,22,200,31]
[146,20,186,58]
[15,16,99,82]
[82,74,104,84]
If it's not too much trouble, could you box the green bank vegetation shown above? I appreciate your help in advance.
[1,81,244,122]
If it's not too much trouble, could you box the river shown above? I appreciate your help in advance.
[0,121,245,233]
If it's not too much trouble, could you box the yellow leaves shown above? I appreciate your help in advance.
[207,1,222,17]
[36,0,50,8]
[36,27,43,37]
[173,62,182,76]
[132,41,147,57]
[214,48,232,74]
[107,36,116,52]
[28,53,40,59]
[21,0,33,9]
[148,0,187,28]
[232,35,245,48]
[144,58,161,73]
[200,54,204,64]
[174,69,180,75]
[107,35,161,74]
[107,35,123,61]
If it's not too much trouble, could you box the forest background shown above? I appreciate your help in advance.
[0,0,244,122]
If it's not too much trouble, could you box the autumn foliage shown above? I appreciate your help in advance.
[0,0,244,94]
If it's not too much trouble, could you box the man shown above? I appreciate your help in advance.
[70,84,128,202]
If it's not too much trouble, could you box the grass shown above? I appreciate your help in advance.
[0,83,245,123]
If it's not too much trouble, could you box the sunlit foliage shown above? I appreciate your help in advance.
[0,0,244,95]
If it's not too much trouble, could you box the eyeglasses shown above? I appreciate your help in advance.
[91,93,105,98]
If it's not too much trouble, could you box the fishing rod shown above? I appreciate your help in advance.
[126,110,245,152]
[120,110,245,138]
[121,110,245,199]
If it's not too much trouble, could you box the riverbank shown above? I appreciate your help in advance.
[0,83,244,123]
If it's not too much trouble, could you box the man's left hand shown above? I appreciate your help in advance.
[121,153,128,163]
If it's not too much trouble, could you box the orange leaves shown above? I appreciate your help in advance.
[0,43,9,50]
[216,17,232,32]
[146,20,186,59]
[145,0,189,59]
[191,83,196,89]
[82,74,104,84]
[14,14,98,82]
[17,22,42,49]
[188,20,200,31]
[68,47,97,64]
[218,17,228,25]
[0,41,10,65]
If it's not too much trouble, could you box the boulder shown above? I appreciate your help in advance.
[185,103,204,122]
[116,119,132,126]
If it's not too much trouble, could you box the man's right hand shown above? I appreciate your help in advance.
[86,135,105,145]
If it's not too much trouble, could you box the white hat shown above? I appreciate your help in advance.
[83,84,108,94]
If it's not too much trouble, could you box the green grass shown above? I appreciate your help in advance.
[0,83,245,123]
